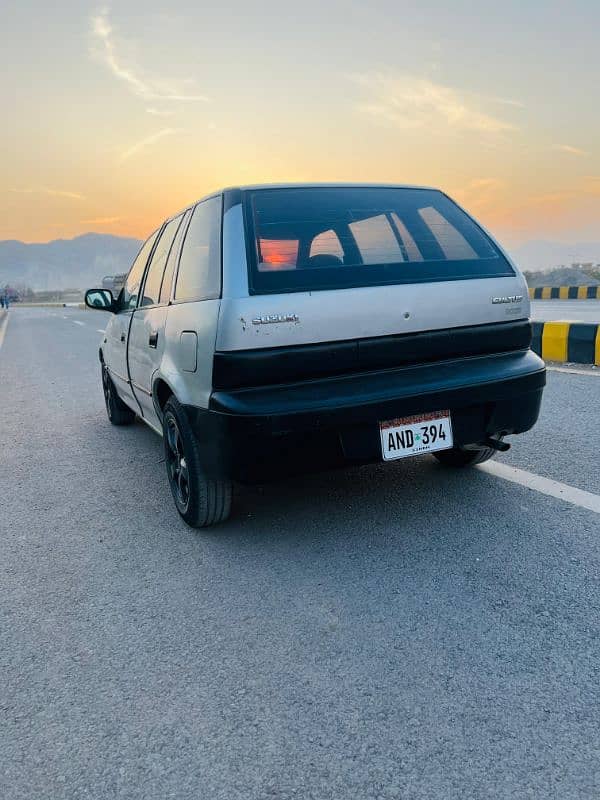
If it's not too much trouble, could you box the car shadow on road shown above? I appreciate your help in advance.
[215,455,536,554]
[95,412,547,571]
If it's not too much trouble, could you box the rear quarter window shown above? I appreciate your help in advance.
[120,229,160,310]
[174,195,222,302]
[244,187,513,294]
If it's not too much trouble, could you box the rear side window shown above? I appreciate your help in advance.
[418,206,477,260]
[174,195,222,302]
[139,214,183,307]
[349,214,403,264]
[120,229,160,310]
[159,209,191,304]
[309,230,344,261]
[245,187,513,294]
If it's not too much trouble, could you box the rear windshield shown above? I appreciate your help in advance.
[244,187,513,294]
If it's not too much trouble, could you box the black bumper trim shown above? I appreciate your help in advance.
[209,350,545,424]
[212,319,532,390]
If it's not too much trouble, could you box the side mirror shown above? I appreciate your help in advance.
[85,288,115,312]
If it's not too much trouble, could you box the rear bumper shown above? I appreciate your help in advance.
[185,349,545,480]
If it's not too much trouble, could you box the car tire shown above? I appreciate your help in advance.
[163,396,233,528]
[433,445,496,467]
[102,364,136,426]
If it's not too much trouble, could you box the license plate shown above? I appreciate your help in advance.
[380,411,453,461]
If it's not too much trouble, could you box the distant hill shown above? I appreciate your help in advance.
[0,233,142,291]
[509,240,600,273]
[2,232,600,292]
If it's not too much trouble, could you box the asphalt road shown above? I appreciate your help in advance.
[1,306,599,800]
[531,299,600,322]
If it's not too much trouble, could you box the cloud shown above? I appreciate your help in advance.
[490,96,525,109]
[528,190,577,205]
[553,144,588,157]
[146,107,176,116]
[91,10,209,102]
[120,128,181,161]
[10,187,84,200]
[353,73,517,134]
[81,216,121,225]
[464,178,506,191]
[453,177,506,211]
[581,176,600,195]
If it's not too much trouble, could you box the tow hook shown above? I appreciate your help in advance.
[484,437,510,452]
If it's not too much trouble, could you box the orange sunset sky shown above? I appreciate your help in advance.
[2,1,599,248]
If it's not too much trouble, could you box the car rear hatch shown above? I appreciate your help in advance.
[215,186,531,389]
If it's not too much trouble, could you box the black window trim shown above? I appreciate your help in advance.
[170,193,224,306]
[161,207,194,306]
[136,212,187,311]
[116,226,163,314]
[241,186,515,296]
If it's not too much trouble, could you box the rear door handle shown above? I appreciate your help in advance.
[148,331,158,348]
[120,333,126,342]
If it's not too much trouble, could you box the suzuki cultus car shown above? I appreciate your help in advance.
[86,184,545,527]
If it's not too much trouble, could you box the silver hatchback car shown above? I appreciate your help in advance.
[85,183,546,527]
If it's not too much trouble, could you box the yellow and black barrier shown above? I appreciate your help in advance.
[532,321,600,364]
[529,286,600,299]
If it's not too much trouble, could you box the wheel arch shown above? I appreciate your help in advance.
[153,376,176,416]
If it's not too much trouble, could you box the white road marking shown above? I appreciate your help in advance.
[547,365,600,377]
[97,329,105,334]
[72,320,85,326]
[0,312,9,351]
[479,461,600,514]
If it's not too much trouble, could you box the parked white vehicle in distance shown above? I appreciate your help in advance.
[85,183,546,527]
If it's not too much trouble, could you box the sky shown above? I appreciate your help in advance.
[1,0,599,248]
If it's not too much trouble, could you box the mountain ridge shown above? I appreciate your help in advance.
[0,233,143,290]
[1,232,599,290]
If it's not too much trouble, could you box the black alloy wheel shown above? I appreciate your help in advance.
[165,416,190,513]
[162,396,233,527]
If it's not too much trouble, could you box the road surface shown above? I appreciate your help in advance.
[531,299,600,322]
[1,306,599,800]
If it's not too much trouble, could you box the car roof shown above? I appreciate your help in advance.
[223,182,437,192]
[165,183,440,225]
